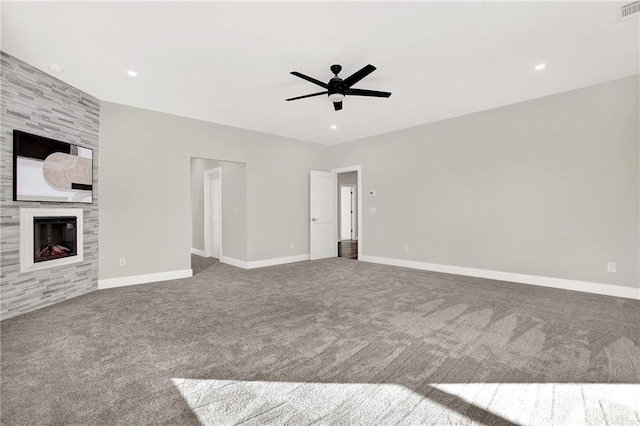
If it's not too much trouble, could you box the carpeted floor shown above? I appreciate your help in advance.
[1,256,639,425]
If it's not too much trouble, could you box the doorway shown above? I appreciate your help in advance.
[336,170,358,260]
[204,167,222,259]
[340,185,356,241]
[308,166,361,261]
[190,157,248,273]
[309,170,338,260]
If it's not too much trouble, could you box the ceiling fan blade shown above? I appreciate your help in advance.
[286,91,328,101]
[290,71,328,89]
[340,64,377,89]
[346,88,392,98]
[333,101,343,111]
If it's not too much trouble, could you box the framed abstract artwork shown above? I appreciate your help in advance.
[13,130,93,203]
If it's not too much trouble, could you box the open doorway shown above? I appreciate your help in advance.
[309,166,362,261]
[340,185,356,241]
[333,167,360,260]
[190,157,247,274]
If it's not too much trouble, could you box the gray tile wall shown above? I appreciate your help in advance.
[0,52,100,320]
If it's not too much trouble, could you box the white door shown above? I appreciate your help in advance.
[204,168,222,259]
[210,176,221,258]
[310,170,337,260]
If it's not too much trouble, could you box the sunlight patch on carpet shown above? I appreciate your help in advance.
[172,379,640,425]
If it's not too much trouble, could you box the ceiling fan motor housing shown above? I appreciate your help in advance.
[328,76,345,99]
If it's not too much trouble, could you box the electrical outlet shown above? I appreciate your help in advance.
[119,257,126,267]
[290,242,294,249]
[404,245,410,252]
[234,208,238,215]
[607,262,616,273]
[235,244,238,252]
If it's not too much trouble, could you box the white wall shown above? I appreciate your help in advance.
[99,102,328,279]
[329,76,640,289]
[99,76,639,293]
[190,157,247,261]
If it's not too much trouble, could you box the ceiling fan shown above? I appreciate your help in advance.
[286,64,391,111]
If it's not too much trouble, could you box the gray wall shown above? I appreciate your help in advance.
[0,52,100,320]
[99,102,328,279]
[101,76,639,289]
[191,157,217,252]
[329,76,639,289]
[190,157,247,260]
[337,171,358,240]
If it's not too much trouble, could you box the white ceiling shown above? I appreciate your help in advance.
[2,1,638,145]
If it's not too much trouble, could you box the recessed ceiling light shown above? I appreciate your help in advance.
[330,125,338,130]
[48,64,64,74]
[535,64,546,71]
[127,70,138,77]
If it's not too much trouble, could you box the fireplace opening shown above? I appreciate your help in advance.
[33,216,78,263]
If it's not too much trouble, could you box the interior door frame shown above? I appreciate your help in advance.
[331,165,362,260]
[203,167,222,258]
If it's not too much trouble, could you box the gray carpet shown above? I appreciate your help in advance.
[1,256,639,425]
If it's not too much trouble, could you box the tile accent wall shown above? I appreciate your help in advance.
[0,52,100,320]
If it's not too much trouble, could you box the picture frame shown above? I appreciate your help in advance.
[13,130,93,203]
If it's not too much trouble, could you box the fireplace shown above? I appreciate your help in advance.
[33,216,78,263]
[20,208,83,273]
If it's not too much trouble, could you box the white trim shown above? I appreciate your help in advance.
[360,255,640,300]
[220,256,247,269]
[220,254,310,270]
[20,208,84,273]
[204,167,222,259]
[247,254,310,269]
[98,269,193,289]
[331,165,362,260]
[191,248,206,257]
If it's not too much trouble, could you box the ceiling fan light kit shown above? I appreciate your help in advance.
[328,93,345,103]
[286,64,391,111]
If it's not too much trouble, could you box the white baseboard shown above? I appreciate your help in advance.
[220,256,248,269]
[220,254,310,270]
[247,254,310,269]
[360,255,640,300]
[98,269,193,290]
[191,248,206,257]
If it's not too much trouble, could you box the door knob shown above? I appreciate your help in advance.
[311,217,319,222]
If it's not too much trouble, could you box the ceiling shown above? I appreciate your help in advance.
[2,1,638,145]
